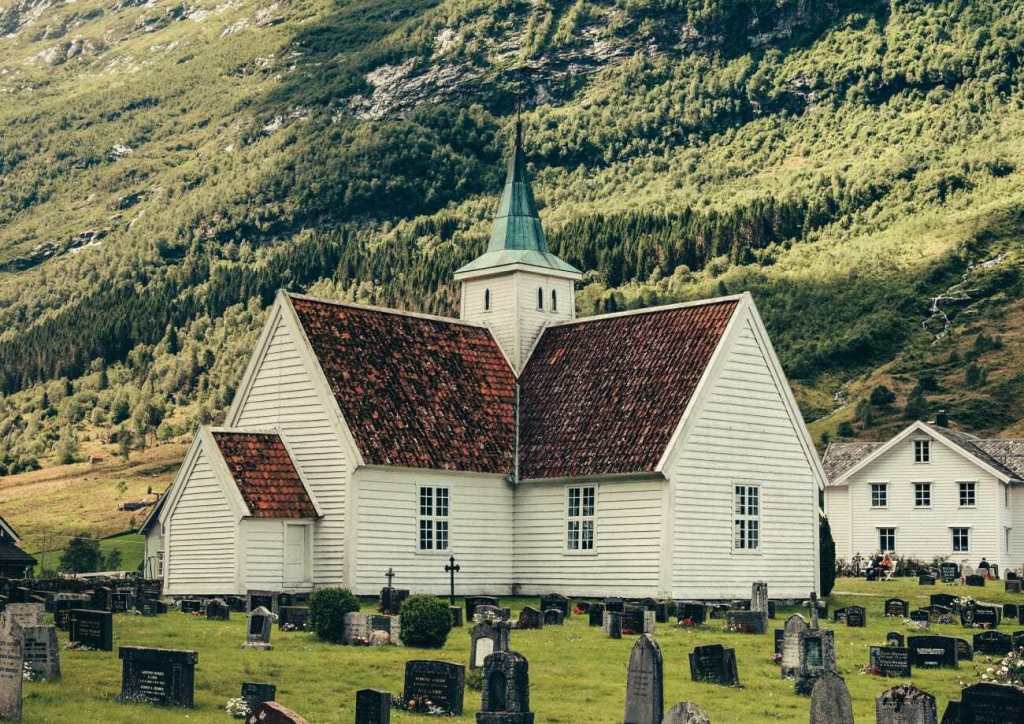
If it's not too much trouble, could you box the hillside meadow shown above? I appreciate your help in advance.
[16,578,1024,722]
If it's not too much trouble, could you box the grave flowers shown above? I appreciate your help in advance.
[397,694,449,716]
[978,649,1024,687]
[225,697,251,719]
[902,617,929,632]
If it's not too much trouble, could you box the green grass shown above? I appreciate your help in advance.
[32,533,147,578]
[18,578,1024,722]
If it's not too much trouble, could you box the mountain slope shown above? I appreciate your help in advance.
[2,0,1024,493]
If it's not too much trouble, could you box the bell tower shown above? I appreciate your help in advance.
[455,119,582,372]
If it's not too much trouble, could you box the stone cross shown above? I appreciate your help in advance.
[445,556,461,607]
[806,592,820,630]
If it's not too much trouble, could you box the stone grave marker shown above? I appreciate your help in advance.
[542,609,563,626]
[539,594,569,619]
[622,606,645,635]
[205,598,230,621]
[52,594,91,630]
[244,606,274,650]
[449,606,464,628]
[876,684,937,724]
[972,630,1012,656]
[247,590,279,615]
[910,609,931,624]
[470,620,510,670]
[965,574,985,587]
[972,605,1000,628]
[940,562,960,582]
[465,596,499,621]
[474,605,511,623]
[576,601,592,614]
[886,598,910,618]
[517,607,543,630]
[774,629,784,655]
[888,632,906,647]
[919,575,936,585]
[137,598,165,616]
[2,603,42,630]
[477,651,533,724]
[726,610,767,634]
[355,689,391,724]
[118,646,197,707]
[110,591,132,613]
[870,646,912,677]
[0,620,23,721]
[1005,579,1022,594]
[832,607,849,623]
[244,701,308,724]
[1003,603,1018,619]
[608,612,622,639]
[953,639,973,662]
[809,672,853,724]
[931,594,960,611]
[780,614,809,677]
[278,605,310,631]
[1013,630,1024,650]
[751,582,768,614]
[588,603,605,627]
[845,605,866,627]
[665,702,711,724]
[950,682,1024,723]
[623,635,662,724]
[654,601,669,624]
[22,625,59,680]
[69,609,112,651]
[907,636,958,668]
[241,682,276,710]
[180,599,202,614]
[795,629,836,696]
[688,644,739,687]
[677,602,705,625]
[379,587,409,616]
[403,660,465,716]
[604,597,624,613]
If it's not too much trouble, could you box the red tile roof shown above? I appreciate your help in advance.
[211,431,317,518]
[289,297,517,474]
[517,300,738,480]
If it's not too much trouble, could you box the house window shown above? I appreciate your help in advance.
[1005,484,1010,508]
[878,527,895,553]
[952,527,970,552]
[914,483,931,508]
[551,289,557,311]
[958,481,976,507]
[1006,527,1012,553]
[418,486,449,551]
[871,483,888,508]
[537,287,544,310]
[914,439,930,463]
[734,485,760,550]
[157,551,164,577]
[566,486,595,550]
[484,289,490,311]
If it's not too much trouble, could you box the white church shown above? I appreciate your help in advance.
[144,124,826,600]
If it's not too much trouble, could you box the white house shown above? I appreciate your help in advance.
[823,420,1024,571]
[148,123,826,600]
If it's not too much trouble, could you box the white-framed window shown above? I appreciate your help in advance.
[914,483,931,508]
[484,288,490,311]
[871,483,888,508]
[734,484,760,551]
[958,481,976,507]
[1004,484,1010,508]
[952,527,970,552]
[878,527,895,553]
[1005,527,1012,553]
[537,287,544,310]
[157,550,164,577]
[914,439,930,463]
[566,485,595,551]
[418,486,449,551]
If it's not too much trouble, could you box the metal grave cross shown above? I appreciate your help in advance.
[445,555,461,607]
[385,568,396,588]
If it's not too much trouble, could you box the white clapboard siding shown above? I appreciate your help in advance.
[241,520,284,591]
[461,274,518,367]
[353,468,515,595]
[824,486,851,560]
[513,478,665,597]
[166,446,237,594]
[1010,485,1024,568]
[671,315,817,600]
[840,433,1009,569]
[143,528,163,579]
[515,271,574,369]
[231,310,349,587]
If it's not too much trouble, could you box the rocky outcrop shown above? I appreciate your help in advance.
[0,0,55,36]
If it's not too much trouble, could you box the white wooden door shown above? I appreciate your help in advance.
[284,524,307,583]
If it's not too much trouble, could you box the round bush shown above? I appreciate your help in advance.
[399,594,452,648]
[309,587,360,643]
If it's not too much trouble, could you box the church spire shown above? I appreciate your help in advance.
[487,112,547,254]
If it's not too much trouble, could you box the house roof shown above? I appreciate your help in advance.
[138,492,167,534]
[288,296,517,474]
[0,516,20,542]
[0,541,35,566]
[517,299,740,480]
[210,431,318,518]
[821,441,884,482]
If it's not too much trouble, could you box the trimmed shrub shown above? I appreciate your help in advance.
[309,587,360,643]
[399,594,452,648]
[819,515,836,597]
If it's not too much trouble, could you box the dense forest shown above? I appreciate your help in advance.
[2,0,1024,474]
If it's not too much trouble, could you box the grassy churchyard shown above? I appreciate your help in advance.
[18,577,1024,722]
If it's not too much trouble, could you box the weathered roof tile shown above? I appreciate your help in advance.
[211,431,317,518]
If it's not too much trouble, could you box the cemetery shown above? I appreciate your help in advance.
[0,577,1013,721]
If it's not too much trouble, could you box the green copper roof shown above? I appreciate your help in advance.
[456,120,581,278]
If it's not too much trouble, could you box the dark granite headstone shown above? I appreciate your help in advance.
[907,636,958,668]
[608,612,622,639]
[477,650,533,724]
[118,646,197,707]
[972,605,1000,628]
[1003,603,1018,620]
[886,599,910,618]
[965,575,985,587]
[470,621,509,670]
[972,631,1012,656]
[953,682,1024,723]
[940,562,960,583]
[110,591,132,613]
[622,606,645,635]
[402,660,465,715]
[517,607,543,630]
[919,575,936,586]
[180,599,202,614]
[542,609,563,626]
[245,606,273,650]
[875,684,937,724]
[774,629,785,655]
[205,598,230,621]
[603,597,624,613]
[845,605,866,627]
[539,594,569,619]
[887,632,906,648]
[23,625,60,680]
[832,607,849,623]
[449,606,463,628]
[278,606,309,630]
[1005,579,1022,594]
[677,602,705,625]
[69,609,112,651]
[465,597,499,621]
[137,598,166,616]
[241,682,276,709]
[931,594,960,611]
[1013,631,1024,650]
[624,635,662,724]
[688,644,739,687]
[588,603,605,627]
[726,610,767,634]
[247,590,279,615]
[954,639,973,662]
[870,646,912,677]
[355,689,391,724]
[379,587,409,616]
[910,609,931,623]
[809,672,853,724]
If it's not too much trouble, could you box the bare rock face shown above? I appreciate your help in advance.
[0,0,55,36]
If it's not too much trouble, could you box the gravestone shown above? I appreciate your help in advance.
[52,593,91,630]
[832,607,849,623]
[953,682,1024,723]
[688,644,739,687]
[886,598,910,618]
[244,701,308,724]
[379,587,409,616]
[604,597,624,613]
[576,601,592,614]
[516,607,543,630]
[876,684,937,724]
[475,605,511,623]
[118,646,197,707]
[205,598,229,621]
[470,621,510,670]
[588,604,605,627]
[1003,603,1018,620]
[477,651,533,724]
[403,660,465,716]
[796,629,836,696]
[780,615,809,677]
[278,606,310,631]
[677,602,705,625]
[542,609,563,626]
[247,590,279,615]
[2,603,43,630]
[665,702,711,724]
[22,625,60,680]
[940,562,960,583]
[69,609,112,651]
[622,606,645,635]
[180,599,202,614]
[888,632,906,647]
[972,605,1000,628]
[1006,579,1022,594]
[965,575,985,587]
[870,646,912,677]
[910,609,931,624]
[751,582,768,614]
[539,594,569,619]
[92,587,111,611]
[954,639,973,662]
[931,594,960,611]
[450,606,464,628]
[355,689,391,724]
[0,620,23,721]
[919,575,936,586]
[110,591,132,613]
[726,610,767,634]
[465,597,499,621]
[1013,630,1024,650]
[241,682,276,710]
[137,598,166,616]
[623,635,663,724]
[809,672,853,724]
[608,612,622,639]
[907,636,958,668]
[244,606,274,650]
[654,601,669,624]
[773,629,783,656]
[845,605,866,627]
[972,631,1012,656]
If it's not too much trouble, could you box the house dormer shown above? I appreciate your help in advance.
[454,118,582,372]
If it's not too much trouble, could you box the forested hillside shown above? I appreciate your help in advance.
[2,0,1024,478]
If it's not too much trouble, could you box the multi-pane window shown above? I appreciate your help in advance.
[914,440,930,463]
[959,481,976,507]
[914,483,931,508]
[157,551,164,577]
[418,486,449,551]
[952,527,970,552]
[878,527,896,552]
[734,485,760,550]
[566,486,595,550]
[871,483,888,508]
